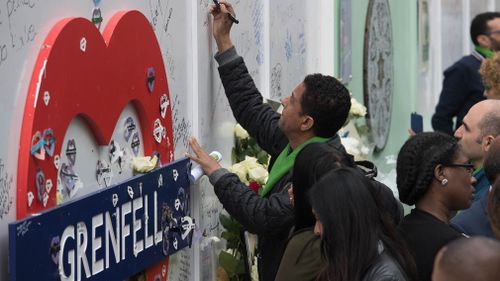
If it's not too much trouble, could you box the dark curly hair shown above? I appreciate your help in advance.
[396,132,458,205]
[301,74,351,138]
[479,53,500,96]
[470,12,500,45]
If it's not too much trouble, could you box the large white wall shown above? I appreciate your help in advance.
[0,0,335,280]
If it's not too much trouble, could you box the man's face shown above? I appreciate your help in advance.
[278,82,307,136]
[486,18,500,51]
[454,105,484,166]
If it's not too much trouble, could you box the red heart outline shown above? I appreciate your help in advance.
[17,11,174,219]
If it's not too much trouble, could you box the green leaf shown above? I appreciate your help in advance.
[220,230,235,241]
[242,147,252,157]
[219,214,233,229]
[248,138,257,147]
[221,231,240,249]
[219,214,242,233]
[227,220,242,233]
[257,150,269,165]
[235,259,246,275]
[238,138,248,149]
[219,251,240,278]
[231,148,237,165]
[251,142,261,151]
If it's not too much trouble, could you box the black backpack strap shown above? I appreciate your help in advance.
[355,160,378,179]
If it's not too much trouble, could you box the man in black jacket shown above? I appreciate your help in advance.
[432,12,500,135]
[187,2,351,280]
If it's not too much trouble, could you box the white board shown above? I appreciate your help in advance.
[0,0,333,280]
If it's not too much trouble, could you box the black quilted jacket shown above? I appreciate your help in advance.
[208,49,342,281]
[209,48,402,281]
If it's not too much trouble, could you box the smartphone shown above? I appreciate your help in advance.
[411,112,423,134]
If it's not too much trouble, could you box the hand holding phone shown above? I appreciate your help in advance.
[411,112,423,134]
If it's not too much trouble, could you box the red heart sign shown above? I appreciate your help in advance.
[17,11,174,218]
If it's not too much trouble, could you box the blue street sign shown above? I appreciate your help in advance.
[9,158,194,281]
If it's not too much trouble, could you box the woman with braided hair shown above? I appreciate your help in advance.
[396,132,476,281]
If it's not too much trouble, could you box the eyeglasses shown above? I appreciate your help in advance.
[443,163,475,175]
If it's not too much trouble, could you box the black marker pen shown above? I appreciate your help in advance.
[212,0,239,24]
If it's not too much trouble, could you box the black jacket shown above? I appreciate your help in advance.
[431,53,485,135]
[209,47,345,281]
[362,251,410,281]
[399,209,463,281]
[210,47,403,281]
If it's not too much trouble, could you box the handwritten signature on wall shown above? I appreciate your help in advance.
[0,159,13,220]
[0,0,38,68]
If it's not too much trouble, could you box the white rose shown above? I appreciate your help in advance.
[248,166,268,185]
[350,97,367,118]
[131,155,159,173]
[240,156,260,170]
[234,123,250,140]
[229,163,249,184]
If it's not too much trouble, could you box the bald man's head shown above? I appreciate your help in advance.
[432,237,500,281]
[477,100,500,140]
[454,100,500,167]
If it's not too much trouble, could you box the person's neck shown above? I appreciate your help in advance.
[289,132,317,150]
[415,188,452,224]
[473,158,484,171]
[475,45,496,59]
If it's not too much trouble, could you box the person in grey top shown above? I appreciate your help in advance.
[309,168,416,281]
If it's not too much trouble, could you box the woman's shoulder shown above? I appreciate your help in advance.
[362,252,409,281]
[275,229,322,281]
[286,228,320,253]
[399,209,461,237]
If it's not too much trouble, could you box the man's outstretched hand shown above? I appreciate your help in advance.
[186,137,222,177]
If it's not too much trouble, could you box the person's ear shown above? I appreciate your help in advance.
[434,164,447,182]
[483,135,495,152]
[477,34,492,49]
[300,115,314,131]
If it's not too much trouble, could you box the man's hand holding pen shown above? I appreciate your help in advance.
[210,0,238,52]
[213,0,239,24]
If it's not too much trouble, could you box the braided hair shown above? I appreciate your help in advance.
[396,132,458,205]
